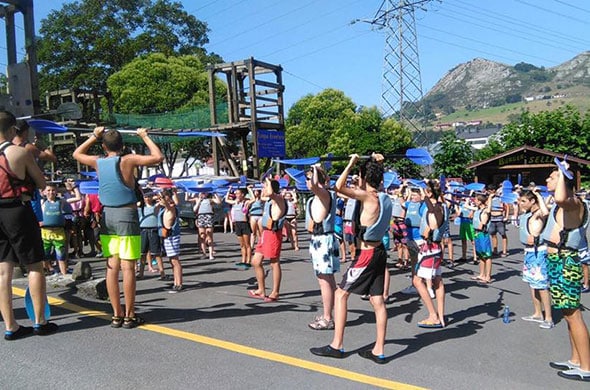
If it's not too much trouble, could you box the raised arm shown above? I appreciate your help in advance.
[335,154,360,200]
[224,187,237,205]
[72,126,106,169]
[553,162,580,211]
[65,186,82,204]
[121,128,164,168]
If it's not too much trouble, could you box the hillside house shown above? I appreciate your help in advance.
[455,125,502,150]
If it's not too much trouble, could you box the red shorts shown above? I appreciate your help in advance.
[255,229,282,259]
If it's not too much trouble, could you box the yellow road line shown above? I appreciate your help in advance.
[12,287,427,390]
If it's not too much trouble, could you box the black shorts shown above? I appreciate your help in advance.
[339,243,386,296]
[0,201,45,265]
[140,228,162,256]
[234,221,252,236]
[488,220,506,236]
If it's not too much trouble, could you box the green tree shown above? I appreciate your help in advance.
[37,0,220,121]
[285,90,421,176]
[474,138,505,161]
[499,105,590,160]
[433,131,474,180]
[285,89,356,157]
[107,53,225,114]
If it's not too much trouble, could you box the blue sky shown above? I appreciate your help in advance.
[3,0,590,112]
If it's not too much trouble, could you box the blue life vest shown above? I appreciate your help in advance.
[231,201,248,222]
[97,156,137,207]
[261,200,288,231]
[158,207,180,236]
[473,208,490,231]
[305,190,337,234]
[195,198,213,215]
[343,198,357,221]
[405,200,425,240]
[519,212,532,245]
[419,202,448,242]
[249,199,263,216]
[362,193,393,242]
[391,197,404,218]
[541,202,589,251]
[139,204,158,228]
[42,199,65,227]
[459,204,472,223]
[491,197,503,212]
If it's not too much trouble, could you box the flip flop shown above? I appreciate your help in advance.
[247,290,265,300]
[263,296,278,303]
[470,275,483,281]
[417,320,443,329]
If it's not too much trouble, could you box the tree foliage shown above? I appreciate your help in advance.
[499,105,590,160]
[107,53,225,114]
[474,138,505,162]
[286,89,356,157]
[37,0,219,108]
[433,131,474,180]
[285,89,418,175]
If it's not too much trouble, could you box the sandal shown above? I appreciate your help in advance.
[122,316,145,329]
[308,316,334,330]
[111,316,123,328]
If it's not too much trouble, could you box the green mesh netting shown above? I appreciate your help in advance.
[112,102,229,130]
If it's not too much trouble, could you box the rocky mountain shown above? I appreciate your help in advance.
[423,51,590,113]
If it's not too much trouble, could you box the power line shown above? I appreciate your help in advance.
[237,0,365,54]
[420,33,556,67]
[553,0,590,15]
[188,0,220,14]
[433,8,584,55]
[261,23,350,59]
[515,0,588,25]
[420,23,560,65]
[213,0,317,47]
[280,29,373,65]
[450,0,590,47]
[204,0,282,32]
[441,3,588,50]
[283,70,326,91]
[196,0,246,20]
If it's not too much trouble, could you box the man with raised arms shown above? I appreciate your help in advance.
[73,127,163,329]
[310,153,392,364]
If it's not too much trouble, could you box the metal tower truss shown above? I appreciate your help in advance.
[364,0,434,146]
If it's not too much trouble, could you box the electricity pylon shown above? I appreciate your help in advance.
[357,0,435,147]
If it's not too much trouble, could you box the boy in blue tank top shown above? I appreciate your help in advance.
[41,184,70,276]
[73,127,164,329]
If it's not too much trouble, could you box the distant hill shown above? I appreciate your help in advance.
[422,51,590,125]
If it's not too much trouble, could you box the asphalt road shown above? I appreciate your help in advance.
[3,222,589,390]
